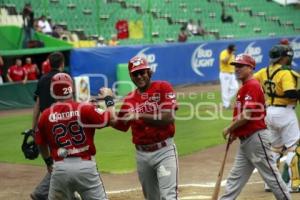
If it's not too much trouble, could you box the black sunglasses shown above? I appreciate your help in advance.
[234,64,247,68]
[132,70,147,77]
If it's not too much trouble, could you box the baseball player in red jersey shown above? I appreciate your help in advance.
[7,58,27,83]
[23,57,40,80]
[112,56,179,200]
[35,73,115,200]
[41,58,51,75]
[220,54,291,200]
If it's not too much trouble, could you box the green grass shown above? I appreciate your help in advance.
[0,91,236,173]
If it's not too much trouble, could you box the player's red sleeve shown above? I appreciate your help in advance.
[23,67,28,75]
[160,81,178,110]
[35,113,47,145]
[79,103,111,128]
[113,102,131,132]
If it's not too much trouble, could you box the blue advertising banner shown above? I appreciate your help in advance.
[70,36,300,95]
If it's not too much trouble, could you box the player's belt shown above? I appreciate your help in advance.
[221,71,234,74]
[239,129,267,141]
[269,104,295,109]
[239,134,252,141]
[135,140,168,152]
[55,155,94,162]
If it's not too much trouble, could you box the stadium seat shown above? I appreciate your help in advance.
[0,0,299,45]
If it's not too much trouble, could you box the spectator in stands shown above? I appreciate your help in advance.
[187,19,198,36]
[23,57,40,81]
[178,27,188,42]
[33,18,42,33]
[7,58,27,84]
[57,28,74,42]
[22,3,34,48]
[195,20,207,37]
[37,15,53,35]
[221,8,233,23]
[41,58,51,75]
[108,34,119,46]
[51,25,62,38]
[0,55,4,84]
[96,36,107,47]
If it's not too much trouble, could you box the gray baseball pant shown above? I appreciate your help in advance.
[49,158,107,200]
[220,129,291,200]
[136,138,179,200]
[31,172,50,200]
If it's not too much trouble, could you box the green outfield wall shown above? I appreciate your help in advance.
[0,81,37,110]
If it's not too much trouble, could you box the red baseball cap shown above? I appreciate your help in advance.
[230,54,256,68]
[128,56,150,73]
[280,38,289,45]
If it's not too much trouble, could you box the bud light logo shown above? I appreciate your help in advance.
[136,47,158,72]
[191,44,214,76]
[243,42,263,64]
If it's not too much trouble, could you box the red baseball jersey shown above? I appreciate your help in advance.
[7,65,26,82]
[42,60,51,75]
[232,78,267,137]
[115,20,129,39]
[115,81,178,145]
[35,100,111,161]
[23,64,38,80]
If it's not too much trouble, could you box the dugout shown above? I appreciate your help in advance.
[0,25,73,110]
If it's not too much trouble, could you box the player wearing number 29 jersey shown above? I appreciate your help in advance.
[35,73,115,200]
[35,100,111,161]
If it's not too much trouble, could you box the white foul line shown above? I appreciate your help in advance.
[106,180,264,194]
[106,156,280,196]
[180,195,211,199]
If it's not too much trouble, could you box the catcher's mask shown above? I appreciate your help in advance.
[269,44,294,64]
[21,129,39,160]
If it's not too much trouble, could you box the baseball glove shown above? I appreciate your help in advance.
[21,129,39,160]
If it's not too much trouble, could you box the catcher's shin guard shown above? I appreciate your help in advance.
[290,146,300,191]
[282,163,290,184]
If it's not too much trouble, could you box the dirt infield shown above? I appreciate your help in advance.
[0,84,298,199]
[1,142,298,200]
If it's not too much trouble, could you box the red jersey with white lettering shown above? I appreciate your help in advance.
[23,64,38,80]
[232,78,266,137]
[35,100,111,161]
[7,65,26,82]
[115,81,178,145]
[42,60,51,75]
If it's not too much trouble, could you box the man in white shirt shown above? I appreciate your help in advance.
[38,15,53,35]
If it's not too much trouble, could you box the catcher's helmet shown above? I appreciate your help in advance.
[50,73,73,99]
[269,44,294,63]
[230,54,256,69]
[128,56,150,73]
[21,129,39,160]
